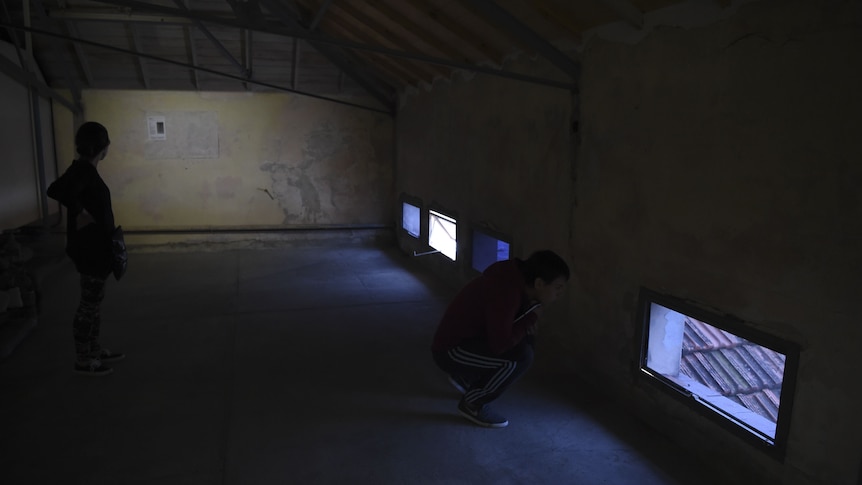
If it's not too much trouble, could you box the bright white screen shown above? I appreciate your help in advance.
[429,210,456,261]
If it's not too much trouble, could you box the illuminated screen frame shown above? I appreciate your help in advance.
[471,226,511,273]
[635,288,799,460]
[428,209,457,261]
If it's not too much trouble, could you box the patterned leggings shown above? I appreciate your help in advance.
[73,273,107,362]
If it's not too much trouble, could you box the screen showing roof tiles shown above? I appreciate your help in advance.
[644,302,787,443]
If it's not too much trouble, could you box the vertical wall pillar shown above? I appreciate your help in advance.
[23,0,50,226]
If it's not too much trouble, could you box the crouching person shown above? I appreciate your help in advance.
[432,250,569,428]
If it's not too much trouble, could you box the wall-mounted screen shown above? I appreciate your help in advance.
[402,202,421,238]
[429,209,457,261]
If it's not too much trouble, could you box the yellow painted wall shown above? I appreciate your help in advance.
[57,90,393,230]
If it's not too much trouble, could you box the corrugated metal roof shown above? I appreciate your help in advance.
[680,319,786,423]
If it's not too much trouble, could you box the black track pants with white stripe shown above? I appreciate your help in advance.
[433,339,534,407]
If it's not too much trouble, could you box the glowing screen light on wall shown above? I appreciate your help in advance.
[147,116,166,140]
[472,230,510,272]
[402,202,421,238]
[428,210,457,261]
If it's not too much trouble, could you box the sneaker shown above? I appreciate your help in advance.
[448,374,470,394]
[98,349,125,363]
[74,359,113,376]
[458,399,508,428]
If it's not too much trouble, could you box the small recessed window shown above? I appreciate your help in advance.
[402,202,421,238]
[638,289,798,457]
[472,229,510,272]
[428,209,456,261]
[147,115,166,140]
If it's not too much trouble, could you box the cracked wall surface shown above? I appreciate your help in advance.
[259,118,385,224]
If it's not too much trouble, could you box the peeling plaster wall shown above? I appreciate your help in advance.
[396,1,861,484]
[57,90,393,232]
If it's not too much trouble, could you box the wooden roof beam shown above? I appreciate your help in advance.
[327,2,448,81]
[354,0,470,63]
[257,0,396,113]
[404,0,501,62]
[308,0,334,31]
[599,0,644,30]
[528,0,585,43]
[323,15,426,87]
[351,51,415,89]
[79,1,574,90]
[462,0,580,78]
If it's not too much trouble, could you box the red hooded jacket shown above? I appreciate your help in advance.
[431,259,538,355]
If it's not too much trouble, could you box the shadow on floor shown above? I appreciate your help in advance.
[1,235,728,485]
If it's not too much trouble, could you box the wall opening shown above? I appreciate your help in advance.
[637,289,799,458]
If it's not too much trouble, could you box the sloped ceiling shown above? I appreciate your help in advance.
[0,0,691,114]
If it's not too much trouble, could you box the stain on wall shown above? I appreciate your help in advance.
[261,117,386,224]
[214,175,242,199]
[59,90,393,230]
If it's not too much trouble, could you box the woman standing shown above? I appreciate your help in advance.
[47,121,125,376]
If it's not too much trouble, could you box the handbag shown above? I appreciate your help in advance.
[111,225,128,281]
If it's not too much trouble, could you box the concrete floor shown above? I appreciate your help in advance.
[0,238,722,485]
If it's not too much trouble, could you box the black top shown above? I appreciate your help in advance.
[47,159,115,276]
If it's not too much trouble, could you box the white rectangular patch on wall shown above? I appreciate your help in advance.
[144,111,219,160]
[147,116,166,140]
